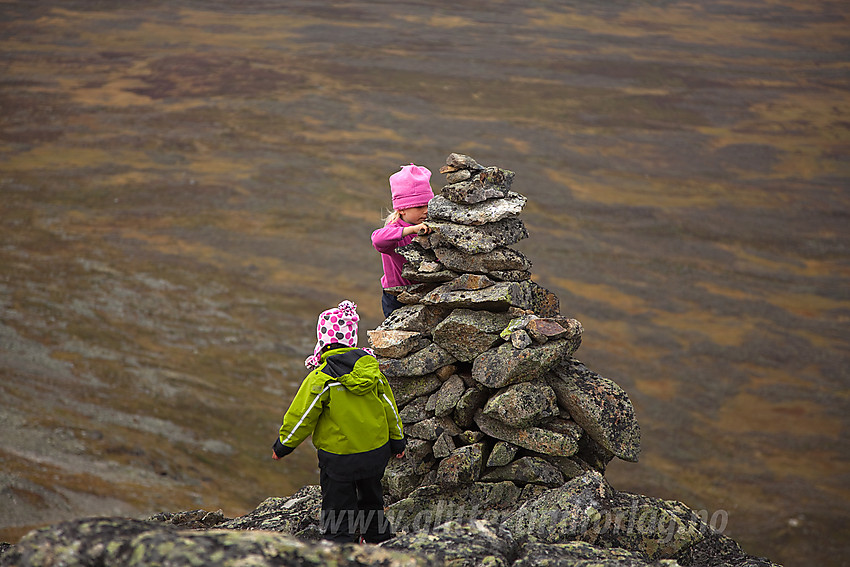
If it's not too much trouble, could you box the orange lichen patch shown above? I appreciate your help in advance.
[650,308,758,348]
[716,392,843,437]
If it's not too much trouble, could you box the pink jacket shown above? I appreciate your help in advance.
[371,219,416,289]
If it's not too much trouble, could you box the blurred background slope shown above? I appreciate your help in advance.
[0,2,848,566]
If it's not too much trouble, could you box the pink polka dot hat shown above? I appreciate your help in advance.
[305,300,370,369]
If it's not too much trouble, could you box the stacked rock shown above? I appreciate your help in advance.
[368,153,640,502]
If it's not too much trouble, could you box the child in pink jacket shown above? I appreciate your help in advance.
[371,164,435,317]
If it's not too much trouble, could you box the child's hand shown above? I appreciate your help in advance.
[395,451,405,459]
[272,450,281,460]
[414,223,430,236]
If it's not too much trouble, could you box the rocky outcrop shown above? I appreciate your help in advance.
[371,153,639,501]
[0,472,781,567]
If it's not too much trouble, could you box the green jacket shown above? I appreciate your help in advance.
[273,347,405,478]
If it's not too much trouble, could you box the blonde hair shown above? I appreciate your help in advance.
[383,209,401,226]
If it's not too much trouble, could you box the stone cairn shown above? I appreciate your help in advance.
[368,153,641,504]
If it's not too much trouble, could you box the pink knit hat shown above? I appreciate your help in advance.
[390,163,434,210]
[305,300,371,369]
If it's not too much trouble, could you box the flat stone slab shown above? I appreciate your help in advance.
[427,192,527,226]
[434,246,532,275]
[422,217,528,255]
[474,410,579,457]
[421,280,536,312]
[367,329,429,359]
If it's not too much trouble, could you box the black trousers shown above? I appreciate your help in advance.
[319,469,394,543]
[381,291,405,318]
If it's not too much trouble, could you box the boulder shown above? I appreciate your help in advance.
[0,517,437,567]
[387,374,442,406]
[376,304,450,334]
[432,374,466,417]
[217,485,320,533]
[474,410,580,457]
[383,519,514,567]
[481,456,565,487]
[440,166,515,205]
[367,329,429,359]
[482,379,560,428]
[472,338,580,389]
[436,443,486,486]
[432,308,512,362]
[547,358,641,463]
[379,342,456,378]
[487,441,520,468]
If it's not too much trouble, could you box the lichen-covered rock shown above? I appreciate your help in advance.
[379,342,457,378]
[421,280,535,312]
[427,192,527,226]
[434,246,532,275]
[514,540,681,567]
[472,338,580,389]
[487,441,520,467]
[474,410,580,457]
[386,481,523,534]
[406,416,462,441]
[453,385,491,428]
[440,166,515,205]
[595,492,710,562]
[432,308,512,362]
[482,379,560,428]
[432,374,466,417]
[382,519,515,567]
[376,304,450,334]
[399,395,432,424]
[436,443,486,486]
[676,533,783,567]
[387,374,442,406]
[0,517,438,567]
[481,456,565,487]
[433,431,457,458]
[501,470,614,544]
[148,508,226,529]
[423,218,528,255]
[217,485,321,533]
[367,329,429,359]
[547,358,641,463]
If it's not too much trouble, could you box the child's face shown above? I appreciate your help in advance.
[399,205,428,224]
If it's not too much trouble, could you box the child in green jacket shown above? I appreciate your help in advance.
[272,300,405,543]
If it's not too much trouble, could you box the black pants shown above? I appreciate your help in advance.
[381,291,405,318]
[320,469,394,543]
